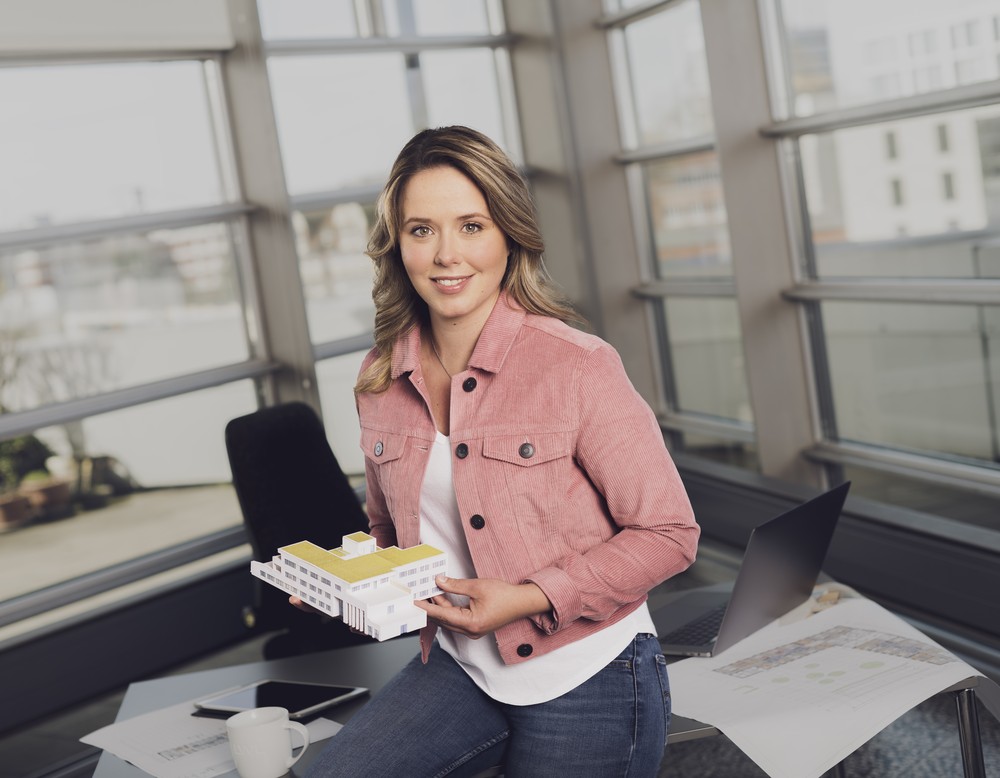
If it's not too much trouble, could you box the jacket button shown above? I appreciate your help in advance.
[518,442,535,459]
[517,644,533,657]
[374,441,384,457]
[462,377,477,392]
[455,443,469,459]
[469,514,485,530]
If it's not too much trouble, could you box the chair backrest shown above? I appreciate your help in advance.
[225,402,368,563]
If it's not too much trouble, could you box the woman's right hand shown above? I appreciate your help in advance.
[289,595,321,614]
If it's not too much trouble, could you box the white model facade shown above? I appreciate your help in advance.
[250,531,447,641]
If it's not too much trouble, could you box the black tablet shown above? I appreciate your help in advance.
[194,680,368,720]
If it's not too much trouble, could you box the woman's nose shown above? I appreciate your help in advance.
[434,232,460,265]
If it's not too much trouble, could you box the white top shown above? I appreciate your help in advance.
[419,432,657,706]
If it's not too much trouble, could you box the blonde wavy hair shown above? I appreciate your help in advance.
[356,126,581,395]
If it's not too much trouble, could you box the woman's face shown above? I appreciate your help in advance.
[398,165,508,332]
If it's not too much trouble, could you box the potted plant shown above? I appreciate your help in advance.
[0,489,33,530]
[19,468,74,520]
[0,433,54,529]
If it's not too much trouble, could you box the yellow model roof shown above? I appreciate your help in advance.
[281,540,332,565]
[278,540,443,584]
[344,531,373,542]
[378,544,444,565]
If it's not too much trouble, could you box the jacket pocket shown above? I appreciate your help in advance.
[360,427,409,517]
[481,431,574,522]
[360,427,407,464]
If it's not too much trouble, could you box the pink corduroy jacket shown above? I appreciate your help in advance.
[356,293,700,665]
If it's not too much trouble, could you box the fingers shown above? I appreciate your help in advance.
[288,595,319,614]
[434,574,476,596]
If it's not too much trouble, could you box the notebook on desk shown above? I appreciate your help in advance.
[656,481,850,658]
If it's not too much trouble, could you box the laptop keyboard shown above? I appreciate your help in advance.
[660,602,728,646]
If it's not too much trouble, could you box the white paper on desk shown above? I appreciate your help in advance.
[81,699,341,778]
[668,598,982,778]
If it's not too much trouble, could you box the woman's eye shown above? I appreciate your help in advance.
[411,225,431,237]
[462,223,482,233]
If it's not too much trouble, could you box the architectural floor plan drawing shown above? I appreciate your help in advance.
[717,625,957,680]
[251,531,447,641]
[668,596,985,778]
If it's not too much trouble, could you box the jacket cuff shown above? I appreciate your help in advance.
[524,567,582,635]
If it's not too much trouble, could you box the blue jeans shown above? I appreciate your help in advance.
[302,633,670,778]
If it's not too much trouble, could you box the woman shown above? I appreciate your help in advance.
[304,126,699,777]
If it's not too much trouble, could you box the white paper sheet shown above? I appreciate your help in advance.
[668,597,982,778]
[82,699,341,778]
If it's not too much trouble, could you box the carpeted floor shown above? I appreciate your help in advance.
[663,690,1000,777]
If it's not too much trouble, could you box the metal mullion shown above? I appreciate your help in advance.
[397,0,429,132]
[761,79,1000,139]
[657,409,757,443]
[0,50,229,68]
[0,528,248,631]
[313,333,376,362]
[783,279,1000,306]
[290,184,384,213]
[805,440,1000,503]
[0,203,255,252]
[614,134,716,164]
[607,26,639,150]
[264,33,515,56]
[0,359,280,439]
[633,279,738,298]
[596,0,686,30]
[493,46,524,163]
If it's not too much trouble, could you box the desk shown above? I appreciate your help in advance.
[94,636,717,777]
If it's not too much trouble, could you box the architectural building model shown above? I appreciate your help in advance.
[250,531,447,641]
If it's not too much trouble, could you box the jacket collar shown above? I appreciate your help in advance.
[390,291,526,379]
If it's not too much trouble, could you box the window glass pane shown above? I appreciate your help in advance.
[662,298,753,423]
[779,0,1000,115]
[257,0,357,39]
[622,1,713,145]
[801,105,1000,277]
[823,301,1000,463]
[412,0,492,35]
[0,62,224,231]
[316,351,368,476]
[0,224,249,412]
[643,152,732,278]
[268,55,414,195]
[0,383,252,600]
[421,49,506,145]
[294,204,376,344]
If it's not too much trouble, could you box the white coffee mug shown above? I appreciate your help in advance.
[226,706,310,778]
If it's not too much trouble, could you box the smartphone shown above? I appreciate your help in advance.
[194,680,368,720]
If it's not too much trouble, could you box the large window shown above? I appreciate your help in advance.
[603,0,756,468]
[0,0,520,639]
[0,52,257,623]
[769,0,1000,527]
[595,0,1000,531]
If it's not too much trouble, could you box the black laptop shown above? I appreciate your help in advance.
[656,482,850,657]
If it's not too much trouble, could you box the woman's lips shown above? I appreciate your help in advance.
[432,276,471,294]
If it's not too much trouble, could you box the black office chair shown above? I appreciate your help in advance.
[225,401,373,659]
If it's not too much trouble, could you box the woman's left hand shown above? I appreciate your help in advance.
[415,575,551,639]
